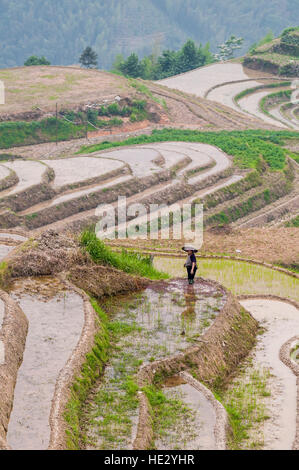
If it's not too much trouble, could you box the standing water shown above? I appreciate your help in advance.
[7,278,84,450]
[86,278,226,450]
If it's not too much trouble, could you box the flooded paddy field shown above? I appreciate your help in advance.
[154,373,223,450]
[154,257,299,302]
[231,299,299,450]
[43,156,124,189]
[6,277,84,450]
[84,278,227,450]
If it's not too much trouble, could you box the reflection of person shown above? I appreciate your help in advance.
[181,287,196,319]
[184,249,197,284]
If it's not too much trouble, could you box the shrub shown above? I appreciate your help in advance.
[87,109,98,126]
[107,103,120,115]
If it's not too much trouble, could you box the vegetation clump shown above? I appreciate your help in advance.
[80,230,168,280]
[112,39,214,80]
[215,363,271,450]
[24,55,51,66]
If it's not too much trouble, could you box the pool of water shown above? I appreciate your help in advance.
[86,278,226,450]
[6,278,85,450]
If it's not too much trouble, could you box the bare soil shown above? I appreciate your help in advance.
[0,66,131,116]
[6,230,149,298]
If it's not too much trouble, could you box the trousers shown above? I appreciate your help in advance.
[187,266,197,281]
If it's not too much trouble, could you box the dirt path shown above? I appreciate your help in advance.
[239,299,299,450]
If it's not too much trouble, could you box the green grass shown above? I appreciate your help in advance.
[251,52,299,67]
[128,79,165,107]
[79,128,299,171]
[260,90,292,117]
[154,257,299,302]
[143,384,195,449]
[85,316,142,450]
[214,363,271,450]
[64,299,143,450]
[285,215,299,227]
[234,82,291,102]
[205,182,291,226]
[80,230,168,280]
[0,261,9,287]
[64,300,110,450]
[0,116,88,149]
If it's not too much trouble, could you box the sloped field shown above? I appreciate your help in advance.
[0,61,298,452]
[0,128,297,234]
[159,62,299,130]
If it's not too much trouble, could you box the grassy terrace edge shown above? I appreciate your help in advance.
[79,128,299,170]
[234,81,291,102]
[64,236,168,449]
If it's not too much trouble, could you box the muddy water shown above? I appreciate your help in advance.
[0,232,27,242]
[6,278,84,450]
[158,63,250,97]
[117,279,226,356]
[207,80,261,112]
[157,380,217,450]
[238,91,287,128]
[0,244,15,260]
[240,299,299,450]
[1,160,46,195]
[43,156,124,188]
[86,278,226,450]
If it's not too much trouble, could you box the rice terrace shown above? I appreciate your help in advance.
[0,11,298,454]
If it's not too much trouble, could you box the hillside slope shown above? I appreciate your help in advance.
[0,0,298,69]
[244,27,299,76]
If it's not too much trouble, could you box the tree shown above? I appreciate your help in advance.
[24,55,51,66]
[155,50,179,78]
[179,40,200,72]
[79,47,98,69]
[214,35,244,61]
[120,53,143,78]
[111,54,125,74]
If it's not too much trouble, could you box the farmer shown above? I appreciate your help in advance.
[183,245,198,284]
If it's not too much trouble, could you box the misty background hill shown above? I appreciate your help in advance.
[0,0,298,69]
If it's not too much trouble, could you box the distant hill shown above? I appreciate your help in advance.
[0,0,298,69]
[244,27,299,76]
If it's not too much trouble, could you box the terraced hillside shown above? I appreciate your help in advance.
[0,128,298,235]
[159,62,299,130]
[244,28,299,77]
[0,61,298,452]
[0,65,286,142]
